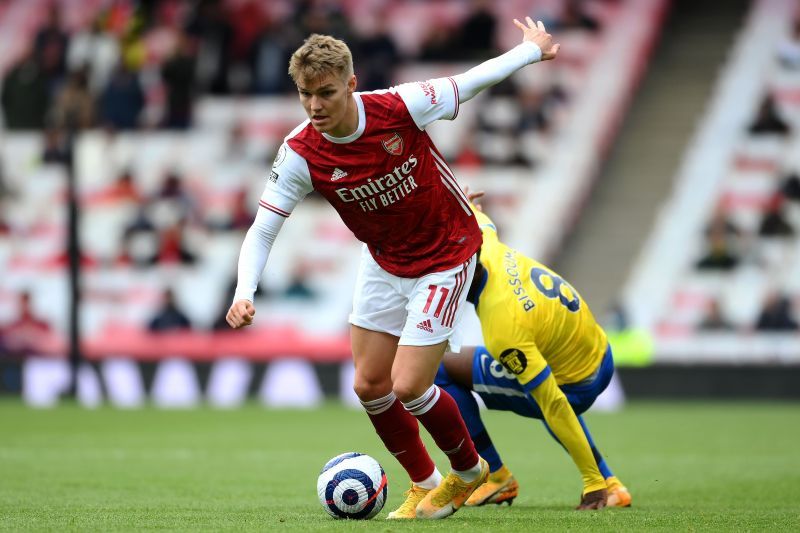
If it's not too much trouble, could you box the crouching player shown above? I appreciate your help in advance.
[435,200,632,510]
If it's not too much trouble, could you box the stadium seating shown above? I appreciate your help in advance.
[623,0,800,362]
[0,0,667,405]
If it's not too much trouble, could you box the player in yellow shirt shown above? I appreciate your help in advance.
[434,202,631,510]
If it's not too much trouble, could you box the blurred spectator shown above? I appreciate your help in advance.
[418,23,461,62]
[556,0,601,33]
[779,169,800,202]
[226,0,268,93]
[698,299,734,331]
[67,15,121,93]
[161,34,198,129]
[705,204,741,239]
[152,171,197,223]
[517,88,550,133]
[748,94,790,135]
[776,17,800,69]
[294,0,353,42]
[758,194,794,237]
[34,9,68,86]
[251,18,298,94]
[755,292,798,331]
[100,169,141,204]
[452,0,498,60]
[52,68,95,130]
[696,228,739,270]
[282,264,317,300]
[603,302,654,366]
[0,292,53,359]
[352,11,401,91]
[41,127,72,166]
[209,188,254,232]
[704,203,746,254]
[147,289,192,331]
[186,0,234,95]
[454,131,484,168]
[98,64,145,130]
[156,221,197,265]
[119,207,158,267]
[1,51,50,130]
[0,209,9,235]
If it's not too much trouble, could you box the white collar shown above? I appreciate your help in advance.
[321,93,365,144]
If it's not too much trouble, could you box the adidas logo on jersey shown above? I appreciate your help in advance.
[331,167,348,181]
[416,319,433,333]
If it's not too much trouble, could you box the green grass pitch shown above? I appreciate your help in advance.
[1,400,799,531]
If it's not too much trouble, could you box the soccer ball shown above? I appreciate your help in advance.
[316,452,388,519]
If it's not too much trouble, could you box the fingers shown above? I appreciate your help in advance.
[226,300,256,329]
[537,20,545,31]
[468,190,485,202]
[576,489,608,510]
[513,18,526,31]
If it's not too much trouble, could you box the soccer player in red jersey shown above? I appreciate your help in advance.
[227,17,559,519]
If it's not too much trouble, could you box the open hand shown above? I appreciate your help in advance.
[462,185,485,209]
[226,299,256,329]
[576,488,607,510]
[514,17,560,61]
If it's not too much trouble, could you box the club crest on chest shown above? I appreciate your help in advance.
[381,132,404,156]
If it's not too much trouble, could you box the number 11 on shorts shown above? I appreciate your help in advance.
[422,284,450,318]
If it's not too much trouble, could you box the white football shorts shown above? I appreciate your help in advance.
[349,245,476,353]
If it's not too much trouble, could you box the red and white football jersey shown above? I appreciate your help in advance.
[259,78,480,278]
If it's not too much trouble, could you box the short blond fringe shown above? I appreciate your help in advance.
[288,34,354,84]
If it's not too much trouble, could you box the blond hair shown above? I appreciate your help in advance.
[288,34,354,84]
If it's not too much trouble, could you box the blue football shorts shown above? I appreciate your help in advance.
[470,344,615,419]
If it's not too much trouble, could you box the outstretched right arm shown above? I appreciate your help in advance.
[396,18,559,130]
[227,142,313,328]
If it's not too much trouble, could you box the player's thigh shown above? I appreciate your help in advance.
[399,255,476,353]
[473,346,545,419]
[391,341,448,402]
[349,245,408,338]
[351,325,399,401]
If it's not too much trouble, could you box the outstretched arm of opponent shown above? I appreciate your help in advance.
[529,373,608,509]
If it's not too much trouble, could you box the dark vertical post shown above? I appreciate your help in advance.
[64,127,81,397]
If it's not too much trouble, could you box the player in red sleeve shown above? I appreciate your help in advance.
[227,18,559,519]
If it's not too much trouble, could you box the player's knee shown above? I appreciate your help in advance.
[352,375,392,402]
[392,381,429,404]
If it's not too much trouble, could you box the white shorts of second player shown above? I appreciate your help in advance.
[349,245,476,353]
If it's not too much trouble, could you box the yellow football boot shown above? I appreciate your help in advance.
[465,465,519,506]
[416,458,490,519]
[605,476,632,507]
[386,484,430,519]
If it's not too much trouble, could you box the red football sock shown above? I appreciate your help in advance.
[362,393,436,483]
[404,385,480,472]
